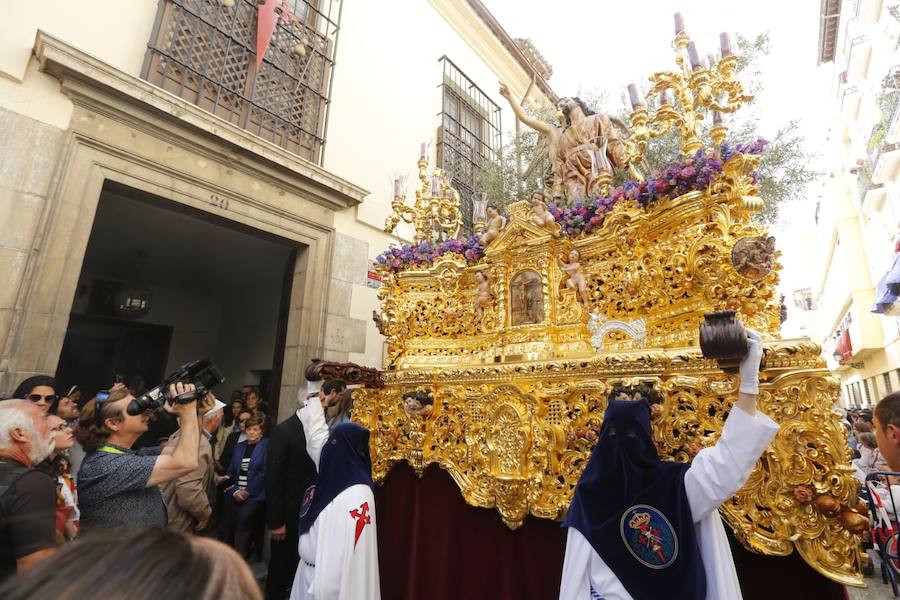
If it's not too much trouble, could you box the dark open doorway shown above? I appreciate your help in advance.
[57,315,172,402]
[56,181,300,420]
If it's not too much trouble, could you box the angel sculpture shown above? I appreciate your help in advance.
[558,249,590,306]
[473,270,493,323]
[479,205,507,246]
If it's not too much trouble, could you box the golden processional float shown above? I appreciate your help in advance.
[358,18,865,587]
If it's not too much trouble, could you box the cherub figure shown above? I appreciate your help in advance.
[558,248,590,306]
[530,192,558,235]
[473,270,492,323]
[479,205,507,246]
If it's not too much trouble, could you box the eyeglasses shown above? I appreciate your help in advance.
[50,422,71,433]
[94,391,111,427]
[239,417,250,424]
[27,393,58,404]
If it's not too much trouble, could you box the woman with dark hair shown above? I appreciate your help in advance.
[245,388,267,417]
[222,415,268,559]
[0,527,262,600]
[49,386,86,479]
[11,375,59,414]
[43,415,79,542]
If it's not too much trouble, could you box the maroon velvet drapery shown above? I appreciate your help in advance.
[375,462,849,600]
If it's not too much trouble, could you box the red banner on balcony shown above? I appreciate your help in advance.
[836,328,852,365]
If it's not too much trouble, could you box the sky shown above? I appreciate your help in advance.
[484,0,836,335]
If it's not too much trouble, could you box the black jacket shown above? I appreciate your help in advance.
[265,414,316,531]
[218,430,240,475]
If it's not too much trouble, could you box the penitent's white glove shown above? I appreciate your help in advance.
[739,328,763,395]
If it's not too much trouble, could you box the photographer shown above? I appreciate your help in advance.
[75,383,200,530]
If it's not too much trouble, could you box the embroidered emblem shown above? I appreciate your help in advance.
[619,504,678,569]
[299,485,315,518]
[350,501,371,547]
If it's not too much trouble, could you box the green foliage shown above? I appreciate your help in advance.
[477,101,557,209]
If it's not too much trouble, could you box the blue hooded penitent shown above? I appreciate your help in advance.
[298,422,373,536]
[562,393,706,600]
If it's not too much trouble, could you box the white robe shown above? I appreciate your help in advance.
[290,394,381,600]
[559,406,779,600]
[290,484,380,600]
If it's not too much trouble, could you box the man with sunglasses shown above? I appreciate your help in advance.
[75,382,200,531]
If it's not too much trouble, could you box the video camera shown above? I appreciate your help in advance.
[126,358,225,416]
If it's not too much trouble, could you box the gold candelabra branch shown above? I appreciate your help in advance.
[626,20,754,165]
[384,154,462,243]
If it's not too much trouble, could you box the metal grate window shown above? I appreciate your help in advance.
[885,372,894,395]
[437,56,502,232]
[141,0,341,164]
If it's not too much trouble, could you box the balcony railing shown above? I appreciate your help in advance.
[857,91,900,198]
[141,0,341,165]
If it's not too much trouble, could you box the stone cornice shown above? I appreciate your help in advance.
[33,31,368,212]
[428,0,557,104]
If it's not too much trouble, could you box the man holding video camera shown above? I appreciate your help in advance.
[75,382,201,530]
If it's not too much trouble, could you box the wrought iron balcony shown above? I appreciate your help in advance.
[141,0,341,165]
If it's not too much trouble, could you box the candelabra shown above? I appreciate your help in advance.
[626,17,754,164]
[472,192,488,236]
[384,153,462,243]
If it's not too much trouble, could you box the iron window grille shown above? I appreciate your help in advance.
[436,56,502,232]
[884,372,893,394]
[141,0,341,165]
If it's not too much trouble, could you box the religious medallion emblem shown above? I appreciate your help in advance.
[619,504,678,569]
[299,485,316,518]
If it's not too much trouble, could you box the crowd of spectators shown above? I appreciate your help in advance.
[0,372,353,599]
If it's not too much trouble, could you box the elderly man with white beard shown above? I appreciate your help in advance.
[0,399,57,582]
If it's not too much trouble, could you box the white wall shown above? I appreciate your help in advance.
[326,0,527,234]
[0,0,157,128]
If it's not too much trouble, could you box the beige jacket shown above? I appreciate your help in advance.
[161,429,214,532]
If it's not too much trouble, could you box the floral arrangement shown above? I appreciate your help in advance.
[376,235,484,272]
[375,140,767,272]
[548,139,768,237]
